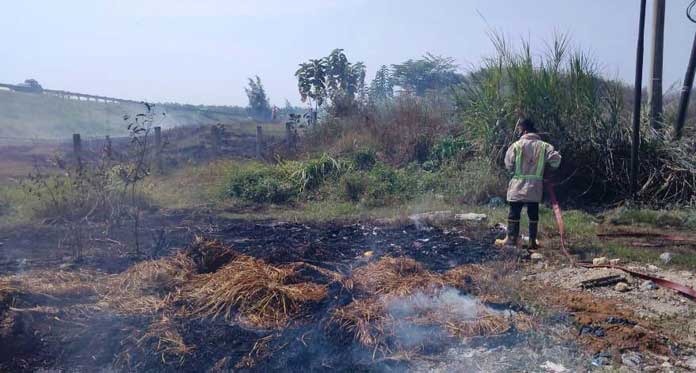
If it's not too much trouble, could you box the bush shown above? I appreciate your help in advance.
[362,163,417,207]
[431,135,470,162]
[291,154,347,192]
[351,147,377,171]
[341,172,368,202]
[226,163,298,204]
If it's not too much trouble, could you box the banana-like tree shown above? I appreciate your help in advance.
[295,49,365,116]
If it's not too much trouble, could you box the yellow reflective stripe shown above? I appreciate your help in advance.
[514,143,522,176]
[534,143,547,177]
[513,141,547,180]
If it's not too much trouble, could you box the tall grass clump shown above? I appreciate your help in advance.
[455,33,695,206]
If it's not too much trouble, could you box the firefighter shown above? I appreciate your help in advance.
[497,118,561,250]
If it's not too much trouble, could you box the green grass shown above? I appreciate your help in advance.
[606,207,696,229]
[0,182,40,225]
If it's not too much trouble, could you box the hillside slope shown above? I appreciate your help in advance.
[0,90,248,139]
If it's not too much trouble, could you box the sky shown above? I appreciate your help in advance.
[1,0,694,107]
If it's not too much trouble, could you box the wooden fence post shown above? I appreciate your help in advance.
[73,133,82,169]
[256,125,264,160]
[286,122,295,152]
[210,125,220,155]
[154,126,162,172]
[105,135,112,158]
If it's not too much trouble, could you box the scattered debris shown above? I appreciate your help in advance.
[614,282,630,292]
[579,325,605,337]
[454,213,488,223]
[581,275,624,289]
[640,280,658,291]
[531,253,544,261]
[605,316,636,326]
[659,252,673,264]
[621,351,643,370]
[409,211,453,226]
[540,360,568,372]
[591,351,612,366]
[647,265,660,273]
[487,197,505,208]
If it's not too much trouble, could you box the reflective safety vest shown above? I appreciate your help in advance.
[513,142,547,180]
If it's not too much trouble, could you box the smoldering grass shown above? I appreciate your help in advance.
[186,255,328,329]
[351,256,447,296]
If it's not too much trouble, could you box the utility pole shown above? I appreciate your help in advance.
[675,33,696,140]
[649,0,666,130]
[631,0,647,199]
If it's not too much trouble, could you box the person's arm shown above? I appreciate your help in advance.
[546,143,561,169]
[504,143,516,173]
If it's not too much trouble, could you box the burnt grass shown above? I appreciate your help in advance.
[0,213,512,372]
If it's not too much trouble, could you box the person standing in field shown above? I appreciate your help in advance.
[497,117,561,250]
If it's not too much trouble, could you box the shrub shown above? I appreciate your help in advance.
[291,153,347,192]
[431,135,470,162]
[226,163,298,203]
[363,163,417,207]
[351,147,377,171]
[341,172,368,202]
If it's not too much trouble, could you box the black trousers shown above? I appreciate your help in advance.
[508,202,539,223]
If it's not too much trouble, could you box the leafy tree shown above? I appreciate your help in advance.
[391,53,463,96]
[295,49,366,116]
[369,65,394,102]
[245,75,271,120]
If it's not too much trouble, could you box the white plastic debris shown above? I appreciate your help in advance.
[540,360,568,372]
[454,213,488,222]
[659,252,672,264]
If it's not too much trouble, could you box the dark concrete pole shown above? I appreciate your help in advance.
[649,0,666,129]
[674,32,696,140]
[631,0,647,199]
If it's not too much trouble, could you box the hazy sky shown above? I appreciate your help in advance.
[1,1,694,106]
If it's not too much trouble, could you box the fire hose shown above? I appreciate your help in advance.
[544,182,696,301]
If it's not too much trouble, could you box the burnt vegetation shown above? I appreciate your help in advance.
[1,31,695,373]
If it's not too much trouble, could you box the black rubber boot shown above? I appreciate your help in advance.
[506,220,520,246]
[529,221,539,250]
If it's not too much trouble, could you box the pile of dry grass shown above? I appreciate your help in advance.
[443,261,519,304]
[137,316,194,364]
[330,298,390,349]
[186,236,238,273]
[115,316,194,370]
[1,269,103,300]
[110,252,196,295]
[352,257,446,296]
[96,252,197,315]
[332,257,533,354]
[416,308,534,338]
[187,255,328,329]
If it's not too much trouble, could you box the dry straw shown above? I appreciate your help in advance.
[187,255,328,329]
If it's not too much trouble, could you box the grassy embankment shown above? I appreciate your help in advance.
[0,89,248,139]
